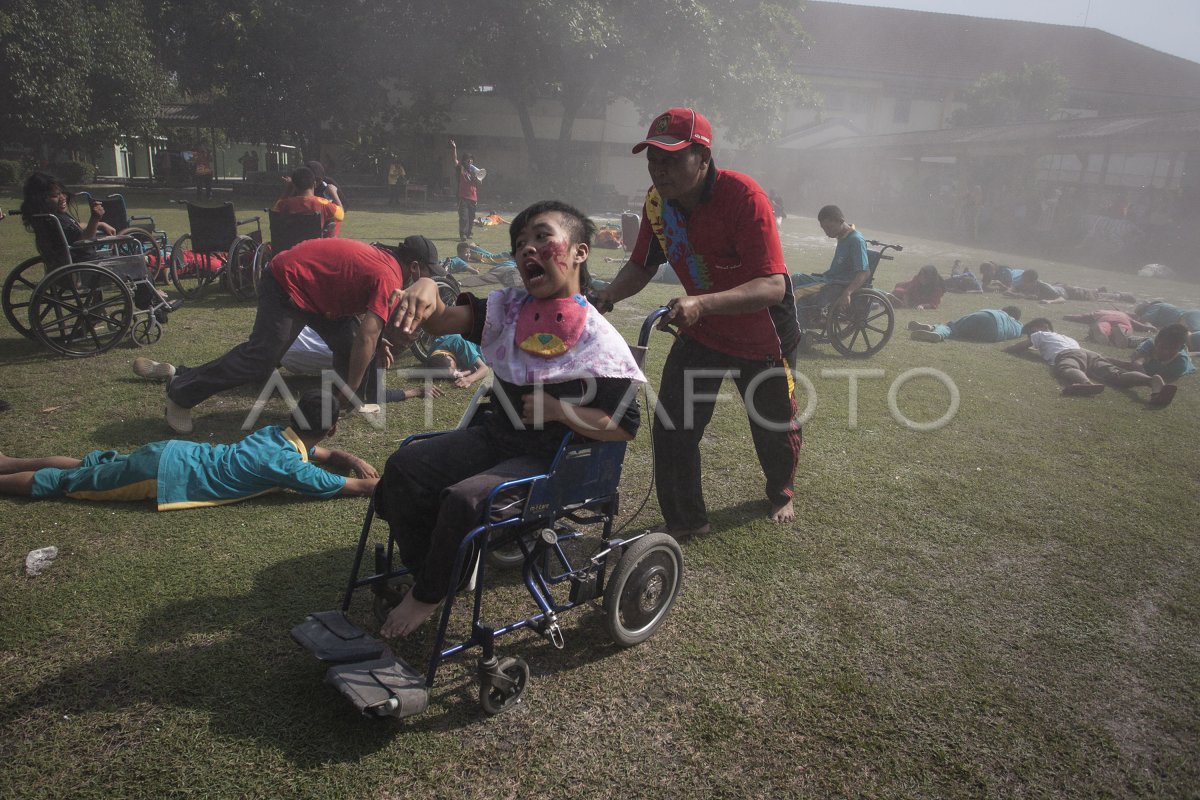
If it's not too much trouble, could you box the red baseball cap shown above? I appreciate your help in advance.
[632,107,713,153]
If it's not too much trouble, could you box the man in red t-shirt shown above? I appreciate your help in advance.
[449,139,480,241]
[594,107,801,534]
[133,236,443,434]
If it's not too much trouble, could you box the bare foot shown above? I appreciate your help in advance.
[1150,374,1165,394]
[380,591,441,638]
[769,499,795,523]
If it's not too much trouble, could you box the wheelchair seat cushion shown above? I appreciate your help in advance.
[98,255,150,281]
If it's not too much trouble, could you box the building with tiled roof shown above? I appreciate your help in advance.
[780,1,1200,141]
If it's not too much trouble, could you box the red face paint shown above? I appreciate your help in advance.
[537,238,569,274]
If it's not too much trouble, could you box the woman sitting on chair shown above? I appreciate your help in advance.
[19,172,115,250]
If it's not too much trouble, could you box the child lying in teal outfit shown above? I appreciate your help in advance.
[0,390,377,509]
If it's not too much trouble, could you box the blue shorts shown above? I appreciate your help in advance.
[31,442,167,502]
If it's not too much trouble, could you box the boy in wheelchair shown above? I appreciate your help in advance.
[791,204,870,329]
[374,200,645,638]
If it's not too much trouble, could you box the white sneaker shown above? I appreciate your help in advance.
[165,398,193,434]
[133,357,176,381]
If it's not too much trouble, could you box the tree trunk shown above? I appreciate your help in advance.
[555,96,583,176]
[511,96,540,173]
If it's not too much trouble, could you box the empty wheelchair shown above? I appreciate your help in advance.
[8,214,173,356]
[246,209,337,296]
[292,308,682,719]
[795,239,903,357]
[75,191,170,282]
[168,201,261,300]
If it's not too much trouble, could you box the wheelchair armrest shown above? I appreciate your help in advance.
[398,430,453,447]
[129,214,156,227]
[480,473,548,520]
[72,234,139,251]
[237,215,262,227]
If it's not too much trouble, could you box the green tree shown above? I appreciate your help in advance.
[0,0,169,155]
[431,0,810,174]
[950,62,1069,127]
[145,0,426,157]
[144,0,811,177]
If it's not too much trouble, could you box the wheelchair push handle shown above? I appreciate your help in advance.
[866,239,903,261]
[639,305,676,347]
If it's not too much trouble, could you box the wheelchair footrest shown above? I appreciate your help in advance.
[325,656,430,719]
[291,610,389,663]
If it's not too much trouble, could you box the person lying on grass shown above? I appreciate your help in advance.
[422,334,491,389]
[908,306,1022,343]
[1061,309,1156,347]
[0,389,378,509]
[372,199,645,638]
[1003,318,1178,407]
[1113,323,1196,384]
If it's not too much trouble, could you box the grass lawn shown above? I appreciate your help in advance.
[1,191,1198,798]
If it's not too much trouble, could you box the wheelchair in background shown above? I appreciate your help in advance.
[292,308,683,719]
[168,201,261,300]
[4,214,173,356]
[247,210,336,295]
[75,191,170,282]
[795,239,903,357]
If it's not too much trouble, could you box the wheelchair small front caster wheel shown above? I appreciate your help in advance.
[130,318,163,347]
[603,532,683,647]
[479,655,530,716]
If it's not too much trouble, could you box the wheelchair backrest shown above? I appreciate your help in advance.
[185,201,239,253]
[269,210,324,253]
[28,214,76,269]
[99,194,132,231]
[521,439,627,521]
[866,249,882,285]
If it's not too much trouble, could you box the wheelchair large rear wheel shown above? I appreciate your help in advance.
[169,234,220,299]
[827,288,894,358]
[251,242,273,296]
[117,226,164,284]
[28,264,134,357]
[225,235,258,300]
[603,532,683,647]
[3,255,47,340]
[409,275,462,362]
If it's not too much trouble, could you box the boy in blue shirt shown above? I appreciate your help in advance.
[443,241,480,275]
[0,390,378,509]
[1123,323,1196,383]
[425,334,490,388]
[909,306,1023,343]
[792,204,870,329]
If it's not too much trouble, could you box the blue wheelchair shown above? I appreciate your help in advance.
[293,308,682,718]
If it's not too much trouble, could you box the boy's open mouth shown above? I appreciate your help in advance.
[522,260,546,285]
